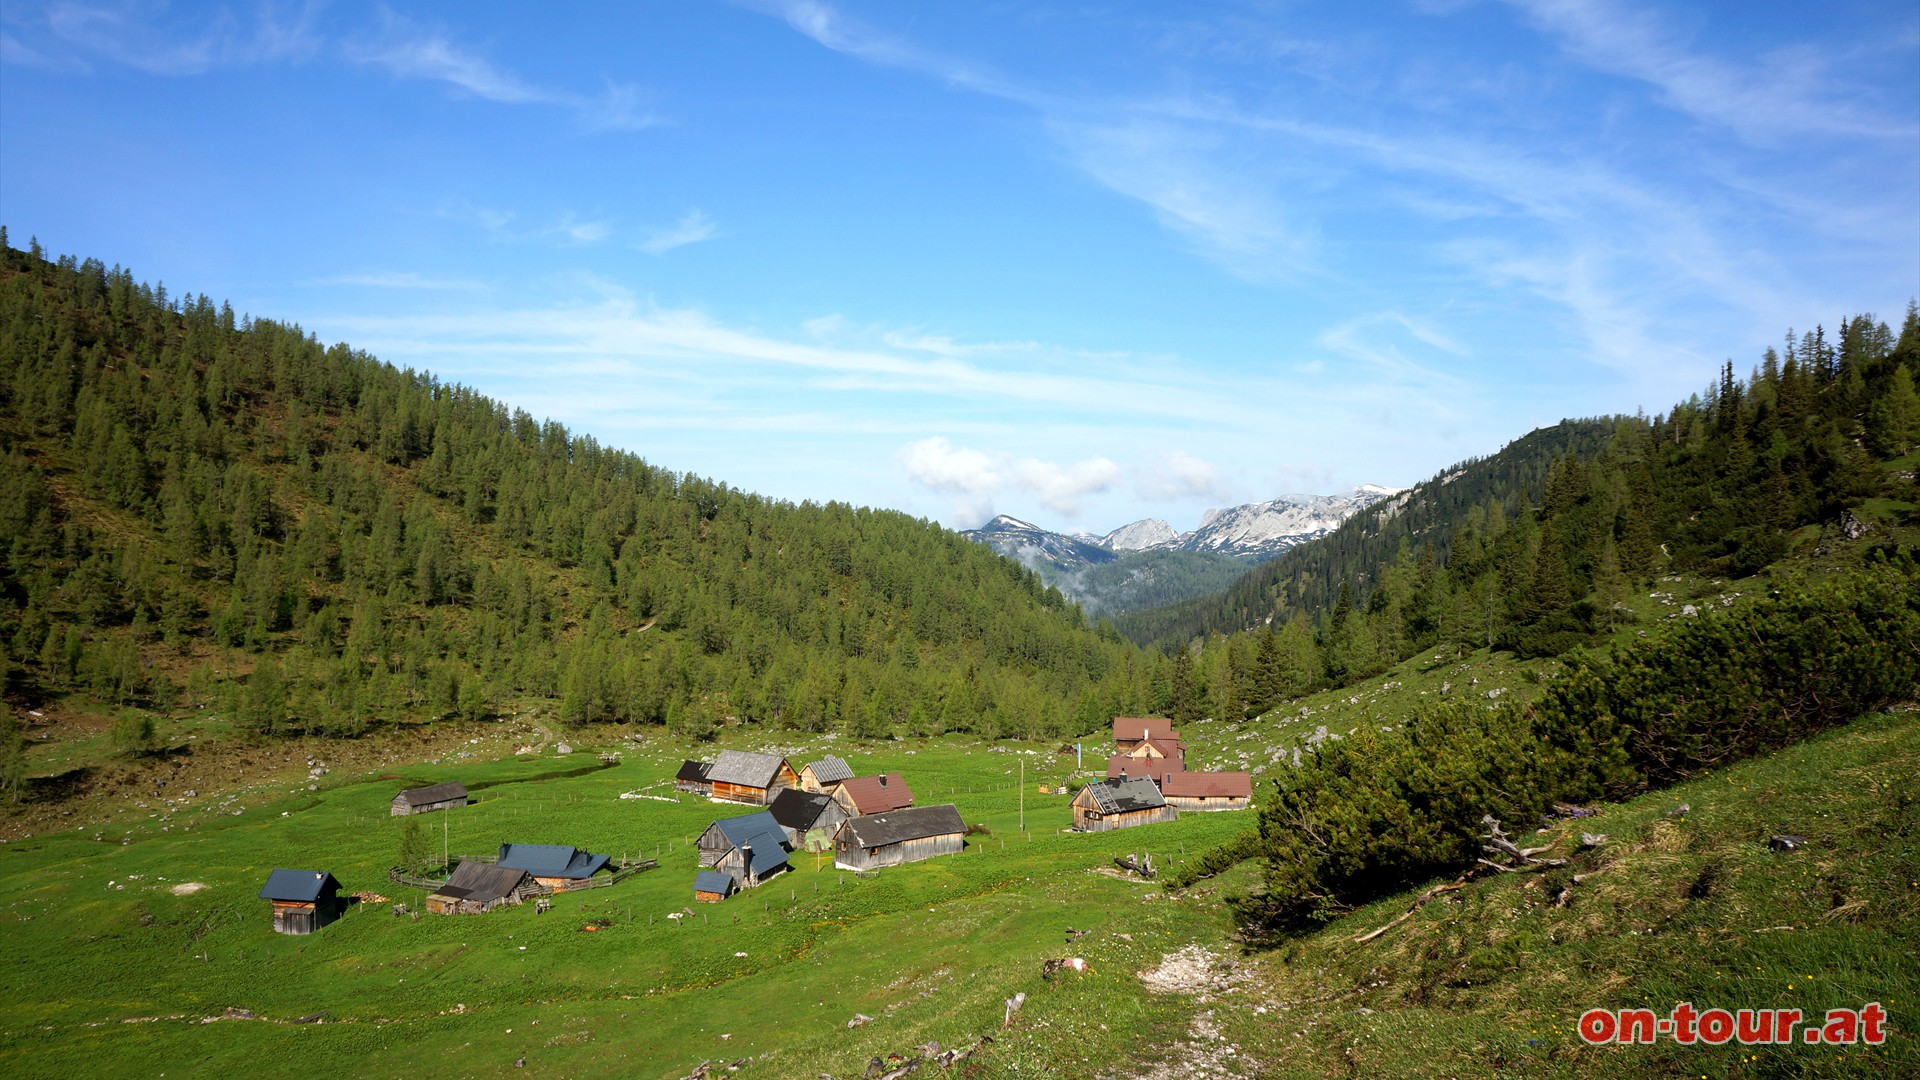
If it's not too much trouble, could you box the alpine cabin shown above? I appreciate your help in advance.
[1072,777,1176,832]
[390,781,469,816]
[426,861,536,914]
[833,804,966,871]
[706,750,799,805]
[259,869,342,935]
[495,843,611,893]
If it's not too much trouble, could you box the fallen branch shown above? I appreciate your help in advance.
[1353,879,1469,943]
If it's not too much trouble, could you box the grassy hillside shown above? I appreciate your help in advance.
[0,238,1154,800]
[0,690,1910,1077]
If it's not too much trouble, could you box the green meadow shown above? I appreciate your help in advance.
[0,735,1253,1078]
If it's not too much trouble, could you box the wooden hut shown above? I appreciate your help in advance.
[1159,771,1253,812]
[768,788,849,851]
[693,870,737,903]
[258,869,341,935]
[833,804,966,871]
[706,750,798,805]
[390,781,469,816]
[798,755,854,794]
[426,861,536,914]
[832,773,914,817]
[696,810,791,888]
[496,843,611,893]
[1071,778,1176,832]
[674,760,713,795]
[1112,717,1177,754]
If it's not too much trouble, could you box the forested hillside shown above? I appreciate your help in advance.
[0,236,1161,764]
[1117,309,1920,726]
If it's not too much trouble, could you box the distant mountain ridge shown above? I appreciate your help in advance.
[959,487,1403,616]
[965,486,1404,569]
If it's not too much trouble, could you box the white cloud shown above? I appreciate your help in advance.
[641,210,718,255]
[347,17,654,131]
[312,271,489,291]
[1135,451,1236,503]
[553,214,612,245]
[897,437,1118,524]
[32,0,322,75]
[1498,0,1917,143]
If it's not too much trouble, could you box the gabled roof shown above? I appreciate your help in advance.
[768,788,839,832]
[1112,717,1176,743]
[694,870,737,895]
[259,869,340,903]
[434,860,530,903]
[839,773,914,815]
[395,781,468,806]
[706,750,788,787]
[676,760,712,783]
[1161,771,1253,799]
[1132,737,1185,758]
[835,803,966,848]
[802,755,853,785]
[713,811,792,876]
[1080,777,1167,813]
[1108,749,1184,778]
[496,843,611,880]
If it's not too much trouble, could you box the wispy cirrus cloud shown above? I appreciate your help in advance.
[346,15,654,131]
[311,271,490,292]
[18,0,322,75]
[1498,0,1919,143]
[641,210,718,255]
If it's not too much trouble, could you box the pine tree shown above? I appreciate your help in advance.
[1866,365,1920,457]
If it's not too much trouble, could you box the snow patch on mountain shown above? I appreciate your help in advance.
[1103,519,1179,551]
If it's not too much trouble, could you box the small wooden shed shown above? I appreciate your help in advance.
[390,781,470,816]
[674,760,713,795]
[706,750,798,805]
[426,860,536,914]
[833,804,966,871]
[798,755,854,794]
[693,870,737,903]
[1160,771,1253,812]
[258,869,341,935]
[833,773,914,817]
[768,788,849,851]
[496,843,611,893]
[1072,778,1176,832]
[696,810,792,888]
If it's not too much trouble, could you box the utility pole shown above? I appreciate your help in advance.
[1019,758,1024,832]
[443,807,449,871]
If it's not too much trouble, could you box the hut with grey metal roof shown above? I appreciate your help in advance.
[496,843,611,893]
[1071,777,1176,833]
[695,810,792,888]
[798,755,854,794]
[832,804,965,871]
[390,781,470,816]
[258,869,341,934]
[706,750,798,805]
[693,870,737,903]
[426,860,536,914]
[768,788,849,851]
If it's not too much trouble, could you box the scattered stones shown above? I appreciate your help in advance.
[1769,834,1808,852]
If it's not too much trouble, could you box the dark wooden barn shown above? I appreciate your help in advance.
[426,860,536,914]
[674,760,713,795]
[1071,777,1176,832]
[695,810,792,888]
[768,787,849,851]
[832,804,966,871]
[390,781,470,816]
[258,869,342,935]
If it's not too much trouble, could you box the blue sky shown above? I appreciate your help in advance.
[4,1,1916,533]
